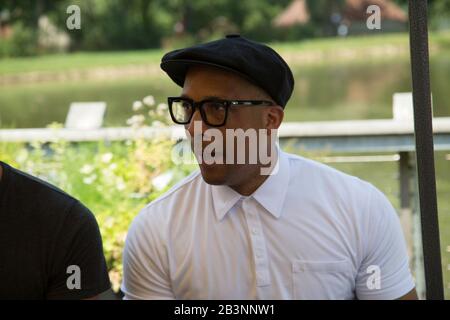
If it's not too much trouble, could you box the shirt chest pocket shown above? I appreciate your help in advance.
[292,260,355,300]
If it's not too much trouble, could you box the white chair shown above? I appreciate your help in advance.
[65,102,107,130]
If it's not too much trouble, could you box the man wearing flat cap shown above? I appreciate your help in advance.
[122,35,417,300]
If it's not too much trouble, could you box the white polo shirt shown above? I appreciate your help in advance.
[121,149,415,300]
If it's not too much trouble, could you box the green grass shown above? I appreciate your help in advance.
[1,31,449,76]
[0,49,163,75]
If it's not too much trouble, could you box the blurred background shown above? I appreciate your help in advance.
[0,0,449,299]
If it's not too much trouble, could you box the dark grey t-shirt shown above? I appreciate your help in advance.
[0,161,111,299]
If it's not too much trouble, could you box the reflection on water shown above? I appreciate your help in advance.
[0,54,449,128]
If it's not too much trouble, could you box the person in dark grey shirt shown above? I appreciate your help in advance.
[0,161,111,299]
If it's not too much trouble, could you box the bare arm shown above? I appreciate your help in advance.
[397,288,418,300]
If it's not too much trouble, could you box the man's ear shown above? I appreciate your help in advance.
[264,106,284,130]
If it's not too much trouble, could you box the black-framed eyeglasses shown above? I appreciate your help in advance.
[167,97,274,127]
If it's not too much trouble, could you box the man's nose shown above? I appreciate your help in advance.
[185,110,208,136]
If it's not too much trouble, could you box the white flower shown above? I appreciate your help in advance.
[116,178,126,191]
[152,171,174,191]
[80,164,94,175]
[152,120,164,128]
[132,100,144,111]
[104,217,115,228]
[126,114,145,127]
[101,168,114,180]
[129,193,145,199]
[16,149,29,164]
[83,174,97,185]
[143,95,155,107]
[156,103,168,113]
[101,152,113,163]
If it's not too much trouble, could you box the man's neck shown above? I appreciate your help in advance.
[230,170,270,196]
[229,147,279,196]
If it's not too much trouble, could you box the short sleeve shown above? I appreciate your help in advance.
[46,201,111,299]
[355,186,416,300]
[121,210,175,300]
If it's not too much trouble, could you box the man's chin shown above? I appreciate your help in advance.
[198,163,227,185]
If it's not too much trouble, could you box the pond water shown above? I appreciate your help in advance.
[0,52,449,128]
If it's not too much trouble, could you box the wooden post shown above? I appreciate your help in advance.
[408,0,444,299]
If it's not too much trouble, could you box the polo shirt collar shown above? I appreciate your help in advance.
[211,147,290,221]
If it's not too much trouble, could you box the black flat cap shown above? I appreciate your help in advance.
[160,34,295,108]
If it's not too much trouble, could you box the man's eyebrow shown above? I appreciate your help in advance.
[180,94,224,100]
[203,95,223,100]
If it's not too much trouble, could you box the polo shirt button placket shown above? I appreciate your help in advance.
[242,199,271,289]
[257,273,264,283]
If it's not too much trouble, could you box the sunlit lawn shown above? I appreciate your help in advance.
[1,31,449,76]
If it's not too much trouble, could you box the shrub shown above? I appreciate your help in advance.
[0,96,195,292]
[0,22,38,58]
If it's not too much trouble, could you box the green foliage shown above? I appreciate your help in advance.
[306,0,346,37]
[0,96,195,292]
[2,0,449,55]
[0,22,38,57]
[430,0,450,30]
[2,0,450,56]
[0,0,294,53]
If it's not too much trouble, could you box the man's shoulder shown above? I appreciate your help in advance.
[284,151,371,188]
[1,162,91,220]
[283,152,396,243]
[283,151,378,210]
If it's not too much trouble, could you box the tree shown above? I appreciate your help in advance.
[307,0,346,37]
